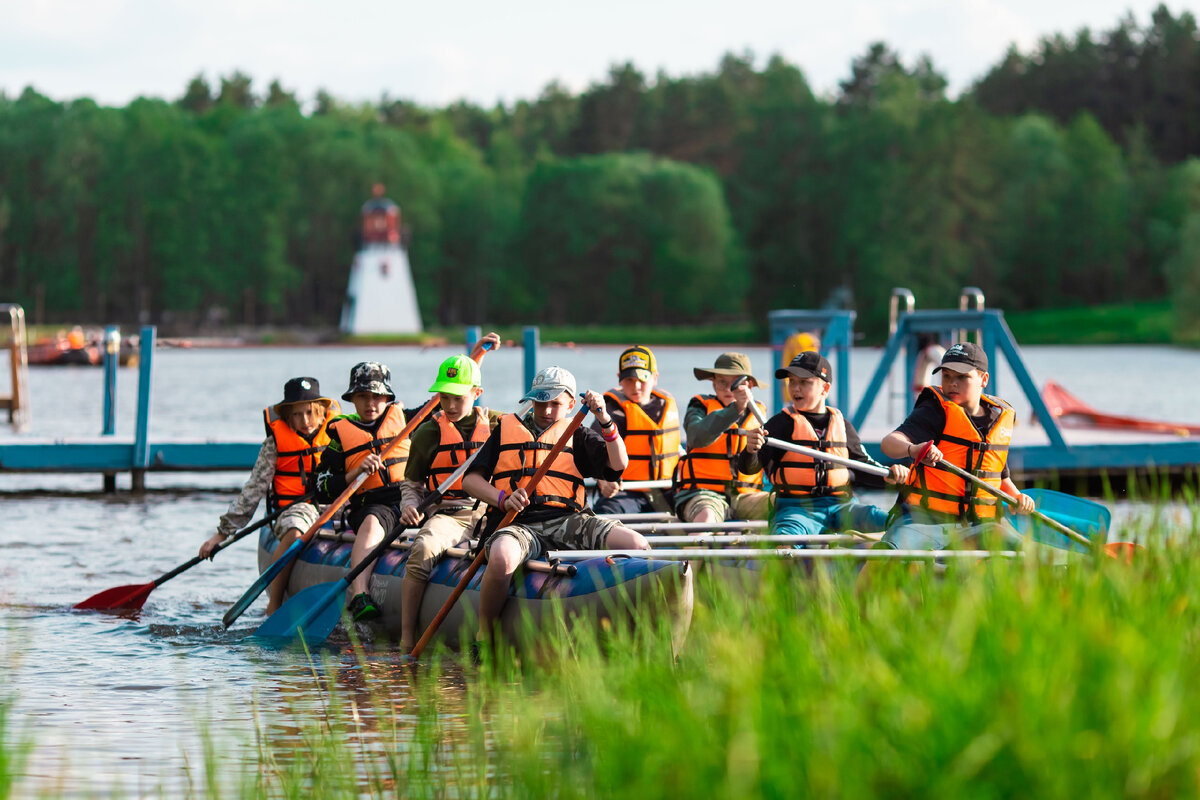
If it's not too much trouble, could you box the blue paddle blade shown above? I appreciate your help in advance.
[221,538,304,628]
[1013,488,1112,552]
[253,578,348,648]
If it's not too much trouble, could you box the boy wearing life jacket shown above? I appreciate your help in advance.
[313,361,415,622]
[878,341,1035,550]
[397,340,504,652]
[672,352,770,525]
[592,345,680,516]
[199,377,338,614]
[740,352,907,541]
[461,366,652,645]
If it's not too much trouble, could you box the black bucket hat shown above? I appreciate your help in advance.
[272,377,333,418]
[342,361,396,401]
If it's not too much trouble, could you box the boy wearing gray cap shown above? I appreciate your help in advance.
[461,366,652,646]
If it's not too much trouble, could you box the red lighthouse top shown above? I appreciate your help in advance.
[361,183,401,245]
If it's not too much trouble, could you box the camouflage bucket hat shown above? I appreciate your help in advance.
[342,361,395,401]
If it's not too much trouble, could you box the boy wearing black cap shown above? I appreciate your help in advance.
[592,345,680,516]
[313,361,417,621]
[878,341,1035,550]
[741,352,907,541]
[200,377,339,613]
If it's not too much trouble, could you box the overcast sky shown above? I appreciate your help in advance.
[0,0,1187,109]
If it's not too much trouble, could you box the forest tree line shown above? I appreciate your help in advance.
[3,5,1200,338]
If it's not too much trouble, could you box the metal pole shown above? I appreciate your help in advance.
[132,326,156,492]
[889,289,915,424]
[523,326,539,392]
[101,326,119,436]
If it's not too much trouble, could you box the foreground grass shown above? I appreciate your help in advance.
[11,523,1200,797]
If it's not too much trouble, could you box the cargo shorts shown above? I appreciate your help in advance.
[482,511,621,564]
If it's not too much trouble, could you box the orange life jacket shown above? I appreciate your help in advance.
[900,387,1015,522]
[493,413,586,512]
[674,395,764,497]
[426,407,491,500]
[604,388,680,482]
[769,406,852,499]
[330,404,409,494]
[263,402,339,506]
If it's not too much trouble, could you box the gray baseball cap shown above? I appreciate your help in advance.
[520,366,577,403]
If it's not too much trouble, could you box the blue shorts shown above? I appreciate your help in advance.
[773,496,889,546]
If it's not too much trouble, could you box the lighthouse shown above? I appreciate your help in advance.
[340,184,423,335]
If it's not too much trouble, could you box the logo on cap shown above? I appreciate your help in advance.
[621,353,649,370]
[300,380,311,390]
[446,367,458,378]
[947,343,968,357]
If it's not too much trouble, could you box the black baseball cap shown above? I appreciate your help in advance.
[933,341,989,375]
[775,351,832,382]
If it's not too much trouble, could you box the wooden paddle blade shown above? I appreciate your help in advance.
[222,539,303,628]
[253,579,348,648]
[74,582,155,611]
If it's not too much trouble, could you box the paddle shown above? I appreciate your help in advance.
[222,339,496,628]
[409,400,592,660]
[253,446,486,647]
[547,548,1021,561]
[74,503,296,611]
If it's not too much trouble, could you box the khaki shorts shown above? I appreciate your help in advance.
[275,502,321,536]
[483,511,620,564]
[677,490,771,522]
[404,506,485,583]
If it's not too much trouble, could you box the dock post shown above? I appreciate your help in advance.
[101,326,120,492]
[131,326,156,492]
[523,326,539,391]
[0,304,29,431]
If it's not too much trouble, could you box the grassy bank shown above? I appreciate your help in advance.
[1004,300,1174,345]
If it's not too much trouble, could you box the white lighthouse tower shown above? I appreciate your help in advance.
[340,184,423,335]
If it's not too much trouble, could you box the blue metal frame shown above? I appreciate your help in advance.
[850,309,1067,449]
[767,310,855,415]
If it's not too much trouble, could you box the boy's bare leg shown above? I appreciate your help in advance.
[265,527,302,614]
[399,575,425,653]
[604,526,651,550]
[477,536,523,643]
[349,515,385,597]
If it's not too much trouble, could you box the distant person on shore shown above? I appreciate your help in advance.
[461,366,652,650]
[671,353,770,526]
[591,346,680,516]
[878,341,1035,551]
[912,333,947,394]
[740,352,907,543]
[199,378,339,614]
[397,335,503,653]
[312,362,416,622]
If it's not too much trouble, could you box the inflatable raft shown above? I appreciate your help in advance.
[257,526,694,653]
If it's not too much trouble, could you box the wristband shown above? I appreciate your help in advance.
[602,427,619,442]
[496,490,507,508]
[599,418,616,430]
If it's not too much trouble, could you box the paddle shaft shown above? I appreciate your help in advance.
[223,340,494,627]
[549,549,1022,560]
[410,402,592,659]
[929,459,1091,548]
[164,503,297,584]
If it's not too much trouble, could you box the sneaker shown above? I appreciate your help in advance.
[347,592,381,622]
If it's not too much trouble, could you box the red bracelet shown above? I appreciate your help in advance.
[602,427,619,442]
[496,490,507,508]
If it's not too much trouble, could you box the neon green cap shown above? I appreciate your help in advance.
[428,354,481,395]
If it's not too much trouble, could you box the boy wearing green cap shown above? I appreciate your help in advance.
[672,352,771,525]
[396,333,503,652]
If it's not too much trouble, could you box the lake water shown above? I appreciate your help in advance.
[2,342,1198,795]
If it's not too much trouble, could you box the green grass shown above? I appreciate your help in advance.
[1000,300,1174,345]
[13,511,1200,797]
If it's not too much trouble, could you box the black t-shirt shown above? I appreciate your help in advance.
[895,392,1010,479]
[469,412,622,523]
[310,404,416,508]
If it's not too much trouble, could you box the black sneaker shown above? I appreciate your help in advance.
[347,592,381,622]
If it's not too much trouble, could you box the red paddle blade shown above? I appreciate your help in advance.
[1104,542,1142,563]
[74,582,155,611]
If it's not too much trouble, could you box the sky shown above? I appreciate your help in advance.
[0,0,1190,109]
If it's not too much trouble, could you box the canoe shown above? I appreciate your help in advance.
[257,526,694,653]
[27,339,102,366]
[1042,381,1200,437]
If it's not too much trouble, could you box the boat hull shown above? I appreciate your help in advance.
[258,528,694,653]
